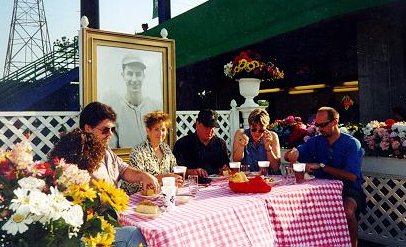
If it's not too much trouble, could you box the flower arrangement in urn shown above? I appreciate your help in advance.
[224,50,284,81]
[0,139,129,246]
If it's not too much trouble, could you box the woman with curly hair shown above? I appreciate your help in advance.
[48,128,105,173]
[120,111,183,195]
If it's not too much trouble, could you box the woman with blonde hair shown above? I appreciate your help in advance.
[232,108,281,174]
[121,111,182,195]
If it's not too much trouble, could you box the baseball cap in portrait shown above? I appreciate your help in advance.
[197,109,220,128]
[122,54,146,69]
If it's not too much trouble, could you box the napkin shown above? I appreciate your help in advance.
[229,176,272,193]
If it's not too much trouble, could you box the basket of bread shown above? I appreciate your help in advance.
[228,172,272,193]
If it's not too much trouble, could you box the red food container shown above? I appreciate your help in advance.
[229,176,271,193]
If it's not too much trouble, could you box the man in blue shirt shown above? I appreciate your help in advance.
[285,106,365,247]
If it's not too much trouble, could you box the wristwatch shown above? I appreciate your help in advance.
[319,163,325,169]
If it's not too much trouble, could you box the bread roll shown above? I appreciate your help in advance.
[135,200,159,214]
[142,188,155,196]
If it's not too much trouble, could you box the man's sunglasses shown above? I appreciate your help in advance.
[96,126,116,135]
[314,120,333,128]
[250,128,266,133]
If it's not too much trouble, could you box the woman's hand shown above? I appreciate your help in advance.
[236,130,249,147]
[263,130,274,150]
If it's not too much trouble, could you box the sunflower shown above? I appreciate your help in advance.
[237,59,247,69]
[246,60,259,72]
[92,180,129,213]
[82,216,115,247]
[65,183,97,204]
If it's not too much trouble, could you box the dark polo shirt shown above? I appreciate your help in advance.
[173,133,230,175]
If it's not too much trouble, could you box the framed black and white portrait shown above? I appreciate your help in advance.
[81,28,176,159]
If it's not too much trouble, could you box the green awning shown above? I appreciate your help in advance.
[145,0,400,68]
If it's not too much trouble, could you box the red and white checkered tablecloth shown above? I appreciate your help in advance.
[120,178,351,247]
[256,179,351,246]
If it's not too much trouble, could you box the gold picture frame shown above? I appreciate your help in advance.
[81,28,176,160]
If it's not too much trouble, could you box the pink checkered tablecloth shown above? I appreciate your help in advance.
[120,178,351,247]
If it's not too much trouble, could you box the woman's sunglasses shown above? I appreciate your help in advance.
[250,128,265,133]
[96,126,116,135]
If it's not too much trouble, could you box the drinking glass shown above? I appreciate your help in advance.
[173,166,187,181]
[188,175,199,196]
[229,162,241,174]
[258,161,270,176]
[284,164,295,184]
[161,185,176,211]
[162,177,176,186]
[293,163,306,183]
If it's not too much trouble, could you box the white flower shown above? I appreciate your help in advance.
[340,127,349,134]
[224,62,233,78]
[1,212,33,235]
[362,125,373,135]
[18,177,45,190]
[57,164,91,188]
[8,141,33,170]
[27,190,50,217]
[61,204,83,228]
[390,132,398,138]
[48,187,73,220]
[10,188,31,214]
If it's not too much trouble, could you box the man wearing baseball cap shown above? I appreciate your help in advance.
[173,109,230,177]
[106,53,161,148]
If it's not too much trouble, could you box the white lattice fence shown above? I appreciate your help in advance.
[0,110,233,160]
[176,110,232,152]
[359,172,406,245]
[1,111,406,245]
[0,112,80,160]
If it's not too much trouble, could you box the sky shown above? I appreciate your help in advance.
[0,0,208,76]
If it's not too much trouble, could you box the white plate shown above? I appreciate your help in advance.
[246,172,260,178]
[264,177,283,185]
[133,207,161,219]
[175,195,193,205]
[305,174,315,180]
[136,192,160,200]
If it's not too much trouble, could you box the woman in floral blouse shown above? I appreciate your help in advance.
[121,111,183,195]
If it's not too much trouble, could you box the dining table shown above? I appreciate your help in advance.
[120,176,351,247]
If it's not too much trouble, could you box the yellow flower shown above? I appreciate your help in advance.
[237,58,247,69]
[0,151,10,162]
[246,60,259,72]
[65,183,97,204]
[92,180,129,213]
[82,216,115,247]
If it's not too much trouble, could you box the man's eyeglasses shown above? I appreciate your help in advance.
[95,126,116,135]
[250,128,265,133]
[314,120,333,128]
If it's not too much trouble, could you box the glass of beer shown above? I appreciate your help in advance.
[173,166,187,181]
[293,163,306,183]
[229,162,241,174]
[258,161,270,176]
